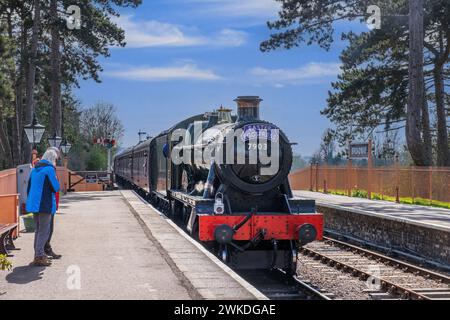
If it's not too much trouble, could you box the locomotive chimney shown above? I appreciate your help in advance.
[234,96,262,122]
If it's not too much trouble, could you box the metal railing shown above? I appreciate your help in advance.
[289,164,450,205]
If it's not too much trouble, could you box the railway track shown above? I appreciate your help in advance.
[134,188,450,300]
[132,189,332,300]
[237,269,332,300]
[299,236,450,300]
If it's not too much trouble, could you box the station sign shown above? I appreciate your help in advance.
[349,142,370,159]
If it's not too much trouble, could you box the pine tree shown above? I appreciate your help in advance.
[0,0,141,168]
[261,0,449,166]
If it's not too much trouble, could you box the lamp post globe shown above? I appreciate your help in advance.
[48,132,63,148]
[24,114,46,147]
[60,138,72,155]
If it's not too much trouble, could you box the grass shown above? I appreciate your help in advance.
[320,189,450,210]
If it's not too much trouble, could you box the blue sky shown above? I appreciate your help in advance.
[75,0,367,156]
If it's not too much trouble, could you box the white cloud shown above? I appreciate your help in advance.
[106,64,222,81]
[216,29,247,47]
[249,62,341,85]
[114,16,204,48]
[114,15,247,48]
[185,0,281,18]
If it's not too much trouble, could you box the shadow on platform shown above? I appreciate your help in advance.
[60,192,117,204]
[6,265,46,284]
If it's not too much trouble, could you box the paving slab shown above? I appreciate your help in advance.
[0,191,191,300]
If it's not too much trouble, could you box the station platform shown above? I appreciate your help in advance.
[294,190,450,267]
[0,191,264,300]
[294,190,450,231]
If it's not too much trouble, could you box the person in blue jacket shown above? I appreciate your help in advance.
[44,146,62,260]
[26,148,60,267]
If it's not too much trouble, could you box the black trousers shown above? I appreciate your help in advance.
[44,214,54,252]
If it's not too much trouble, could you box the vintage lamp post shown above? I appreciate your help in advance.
[60,138,72,168]
[24,114,46,163]
[48,132,63,149]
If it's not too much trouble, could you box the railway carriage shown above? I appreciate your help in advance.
[114,96,323,273]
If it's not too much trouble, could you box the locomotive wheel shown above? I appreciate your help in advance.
[162,201,169,214]
[181,169,189,192]
[191,219,200,241]
[183,206,192,227]
[180,165,195,193]
[170,200,182,221]
[284,243,298,276]
[218,245,229,263]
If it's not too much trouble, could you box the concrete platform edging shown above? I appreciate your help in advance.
[294,190,450,233]
[316,201,450,233]
[121,190,267,300]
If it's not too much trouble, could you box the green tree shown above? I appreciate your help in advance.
[291,154,308,171]
[41,0,140,141]
[0,0,141,168]
[23,0,41,162]
[80,102,124,143]
[261,0,450,166]
[74,102,123,171]
[0,22,15,169]
[86,145,107,171]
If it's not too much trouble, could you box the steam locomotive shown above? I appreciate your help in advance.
[114,96,323,273]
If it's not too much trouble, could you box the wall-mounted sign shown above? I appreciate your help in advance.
[349,143,370,159]
[97,173,110,182]
[85,174,98,184]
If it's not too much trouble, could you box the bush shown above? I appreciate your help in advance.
[352,189,368,198]
[0,254,12,271]
[371,193,382,200]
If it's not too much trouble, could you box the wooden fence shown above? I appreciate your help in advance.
[289,164,450,204]
[0,169,19,236]
[0,169,17,195]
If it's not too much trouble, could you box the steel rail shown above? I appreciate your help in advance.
[299,246,432,300]
[292,275,333,300]
[269,268,333,300]
[323,236,450,285]
[325,229,450,272]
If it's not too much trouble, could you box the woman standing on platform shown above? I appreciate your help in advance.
[26,148,60,267]
[44,147,62,260]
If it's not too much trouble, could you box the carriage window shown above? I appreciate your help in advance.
[143,152,148,177]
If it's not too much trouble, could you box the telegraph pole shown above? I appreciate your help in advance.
[50,0,62,139]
